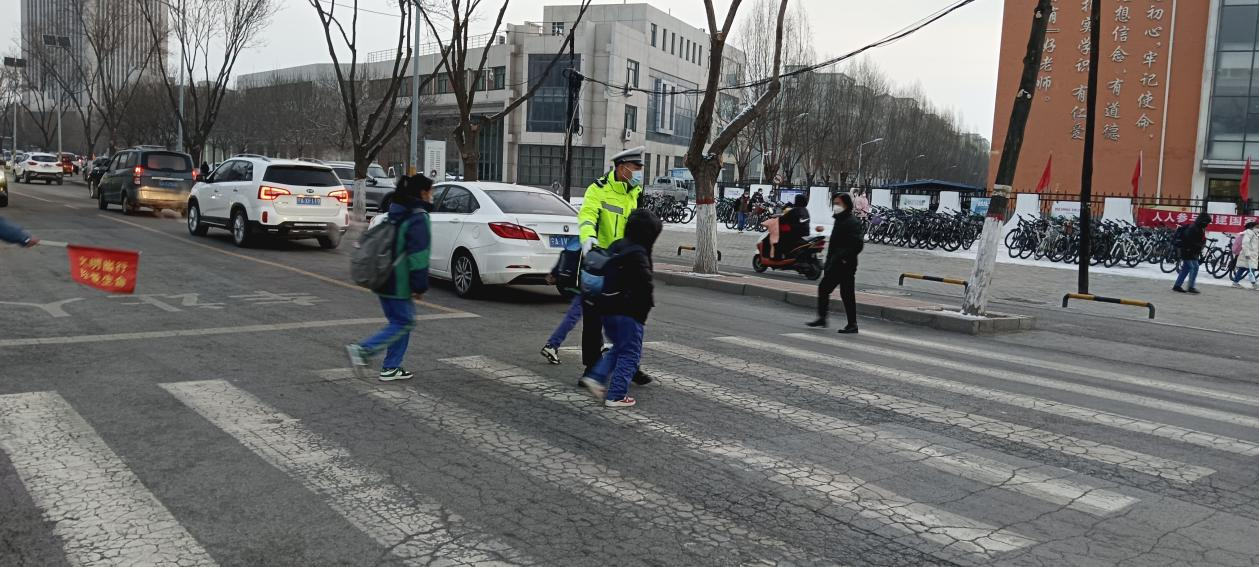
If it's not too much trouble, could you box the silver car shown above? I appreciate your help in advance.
[327,161,396,212]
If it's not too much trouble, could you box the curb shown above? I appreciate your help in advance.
[655,270,1035,335]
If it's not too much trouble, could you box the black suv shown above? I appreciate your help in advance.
[85,156,111,198]
[97,148,196,215]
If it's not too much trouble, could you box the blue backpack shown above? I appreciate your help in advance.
[579,247,614,297]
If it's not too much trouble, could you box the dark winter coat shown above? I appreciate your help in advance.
[825,194,864,270]
[598,210,663,324]
[376,198,433,299]
[1180,213,1210,261]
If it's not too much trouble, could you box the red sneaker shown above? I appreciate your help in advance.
[604,397,636,408]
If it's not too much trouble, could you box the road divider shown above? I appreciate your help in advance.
[677,244,721,261]
[1062,293,1155,319]
[899,272,969,292]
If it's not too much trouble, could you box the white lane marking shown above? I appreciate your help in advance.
[0,313,476,348]
[668,339,1212,483]
[161,380,527,566]
[441,356,1035,560]
[0,391,217,566]
[320,370,811,564]
[791,333,1259,431]
[639,362,1138,517]
[9,190,57,203]
[855,330,1259,410]
[783,334,1259,457]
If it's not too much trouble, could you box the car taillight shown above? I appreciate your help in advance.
[133,166,143,176]
[488,222,540,240]
[328,189,349,203]
[27,161,35,166]
[259,186,291,200]
[191,169,199,181]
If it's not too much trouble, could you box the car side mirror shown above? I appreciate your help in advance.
[366,177,378,187]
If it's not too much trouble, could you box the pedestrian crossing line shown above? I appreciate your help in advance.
[856,331,1259,410]
[159,380,528,566]
[780,334,1259,458]
[637,364,1139,517]
[649,341,1213,483]
[0,391,217,566]
[788,333,1259,432]
[440,356,1036,560]
[321,372,812,565]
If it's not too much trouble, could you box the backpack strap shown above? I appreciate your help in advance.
[391,215,418,295]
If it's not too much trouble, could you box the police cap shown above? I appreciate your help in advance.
[610,146,645,165]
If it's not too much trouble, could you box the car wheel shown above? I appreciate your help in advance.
[88,181,96,199]
[56,177,63,185]
[452,252,482,298]
[231,209,254,247]
[317,233,341,249]
[0,194,8,208]
[97,188,108,210]
[121,193,135,215]
[187,202,208,236]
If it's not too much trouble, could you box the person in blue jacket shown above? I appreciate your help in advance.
[0,216,38,247]
[345,174,433,381]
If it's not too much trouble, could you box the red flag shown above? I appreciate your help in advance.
[1131,151,1143,198]
[67,245,140,294]
[1034,154,1052,194]
[1242,156,1252,204]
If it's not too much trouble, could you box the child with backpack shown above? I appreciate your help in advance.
[579,209,663,408]
[346,174,433,381]
[540,239,584,364]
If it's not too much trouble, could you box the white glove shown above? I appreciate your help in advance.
[582,237,598,254]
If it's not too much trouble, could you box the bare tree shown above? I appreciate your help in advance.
[137,0,278,162]
[685,0,790,274]
[421,0,591,182]
[737,0,811,187]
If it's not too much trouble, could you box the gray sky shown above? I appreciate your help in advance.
[3,0,1004,135]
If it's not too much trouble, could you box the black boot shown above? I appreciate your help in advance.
[837,325,859,334]
[632,370,654,385]
[806,318,827,328]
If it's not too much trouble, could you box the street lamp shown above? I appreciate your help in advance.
[42,34,74,159]
[2,57,26,156]
[856,137,884,191]
[904,154,926,182]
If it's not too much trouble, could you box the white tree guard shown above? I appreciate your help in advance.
[963,217,1005,316]
[693,202,719,273]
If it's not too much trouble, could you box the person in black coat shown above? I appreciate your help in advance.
[1173,212,1211,294]
[776,194,811,258]
[807,192,863,333]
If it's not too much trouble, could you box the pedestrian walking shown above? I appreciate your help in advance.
[807,193,863,333]
[852,189,871,219]
[577,146,653,386]
[0,216,39,247]
[199,162,211,179]
[1173,213,1210,294]
[540,241,583,364]
[580,209,663,408]
[345,174,434,381]
[1232,221,1258,290]
[736,190,752,233]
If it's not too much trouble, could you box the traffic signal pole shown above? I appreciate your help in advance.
[1077,0,1103,293]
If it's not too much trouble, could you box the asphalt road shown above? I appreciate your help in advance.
[3,180,1259,566]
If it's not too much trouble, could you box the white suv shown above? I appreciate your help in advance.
[14,152,64,184]
[186,155,349,249]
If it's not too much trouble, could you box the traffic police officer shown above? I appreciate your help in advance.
[577,146,652,385]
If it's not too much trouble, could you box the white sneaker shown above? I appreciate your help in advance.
[540,345,561,365]
[379,368,414,381]
[601,343,612,355]
[345,344,368,378]
[1233,282,1244,289]
[604,396,636,408]
[579,376,606,399]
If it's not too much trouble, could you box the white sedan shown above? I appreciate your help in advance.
[423,182,579,298]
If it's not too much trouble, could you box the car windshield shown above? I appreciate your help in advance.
[263,166,340,187]
[485,190,575,216]
[144,152,192,172]
[367,166,388,178]
[31,155,56,163]
[332,167,355,181]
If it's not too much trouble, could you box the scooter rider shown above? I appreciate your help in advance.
[776,194,811,258]
[578,146,653,386]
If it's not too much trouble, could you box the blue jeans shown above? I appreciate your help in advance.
[360,297,415,369]
[586,315,644,401]
[736,212,747,231]
[546,295,584,348]
[1174,259,1200,290]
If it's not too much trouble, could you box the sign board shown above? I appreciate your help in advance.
[722,186,744,199]
[1051,201,1081,218]
[870,189,893,209]
[1136,208,1258,232]
[778,188,804,203]
[899,194,931,210]
[938,191,962,212]
[970,197,991,216]
[422,140,446,179]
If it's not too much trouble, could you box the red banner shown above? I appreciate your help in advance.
[1136,208,1259,233]
[67,245,140,294]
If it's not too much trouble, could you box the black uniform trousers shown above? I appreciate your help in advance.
[817,260,858,328]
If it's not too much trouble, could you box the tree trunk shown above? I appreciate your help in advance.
[456,121,481,182]
[692,163,721,274]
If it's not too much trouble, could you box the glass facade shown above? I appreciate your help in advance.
[516,144,605,187]
[646,71,698,144]
[1207,0,1259,160]
[477,119,503,181]
[526,53,581,133]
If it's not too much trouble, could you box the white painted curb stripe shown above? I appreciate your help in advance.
[790,333,1259,431]
[679,339,1212,483]
[0,391,217,566]
[160,380,525,566]
[783,334,1259,457]
[857,330,1259,410]
[441,356,1035,560]
[321,371,809,564]
[639,361,1138,517]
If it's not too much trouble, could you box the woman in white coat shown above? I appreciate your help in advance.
[1233,221,1258,289]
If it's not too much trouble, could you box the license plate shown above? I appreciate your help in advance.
[296,196,321,206]
[548,235,576,248]
[158,180,177,188]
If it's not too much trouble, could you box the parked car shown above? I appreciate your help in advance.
[96,148,196,215]
[14,153,64,184]
[423,181,580,298]
[8,153,27,172]
[0,167,8,207]
[326,161,396,213]
[85,156,112,197]
[186,156,348,248]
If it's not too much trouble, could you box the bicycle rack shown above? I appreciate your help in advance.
[898,273,969,292]
[1061,293,1156,319]
[677,245,721,261]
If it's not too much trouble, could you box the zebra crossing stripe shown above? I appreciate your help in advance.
[159,380,526,566]
[638,364,1139,517]
[782,334,1259,457]
[789,333,1259,432]
[440,356,1036,560]
[324,374,812,565]
[0,391,217,566]
[855,330,1259,410]
[655,339,1213,483]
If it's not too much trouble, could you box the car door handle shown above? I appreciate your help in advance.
[449,218,462,223]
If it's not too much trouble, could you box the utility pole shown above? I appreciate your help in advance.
[5,58,26,155]
[407,0,421,176]
[175,0,185,154]
[962,0,1054,316]
[561,35,580,202]
[1077,0,1103,292]
[856,137,883,192]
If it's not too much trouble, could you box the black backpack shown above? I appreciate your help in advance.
[1171,224,1188,249]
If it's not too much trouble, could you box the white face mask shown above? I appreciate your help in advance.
[631,170,644,185]
[833,205,846,214]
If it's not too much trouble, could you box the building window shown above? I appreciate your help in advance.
[491,66,506,90]
[624,105,638,132]
[651,24,657,47]
[1207,1,1259,160]
[661,28,667,51]
[517,145,604,186]
[647,73,698,143]
[551,21,565,36]
[697,45,702,65]
[527,53,581,133]
[671,33,676,55]
[686,40,691,61]
[626,59,639,88]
